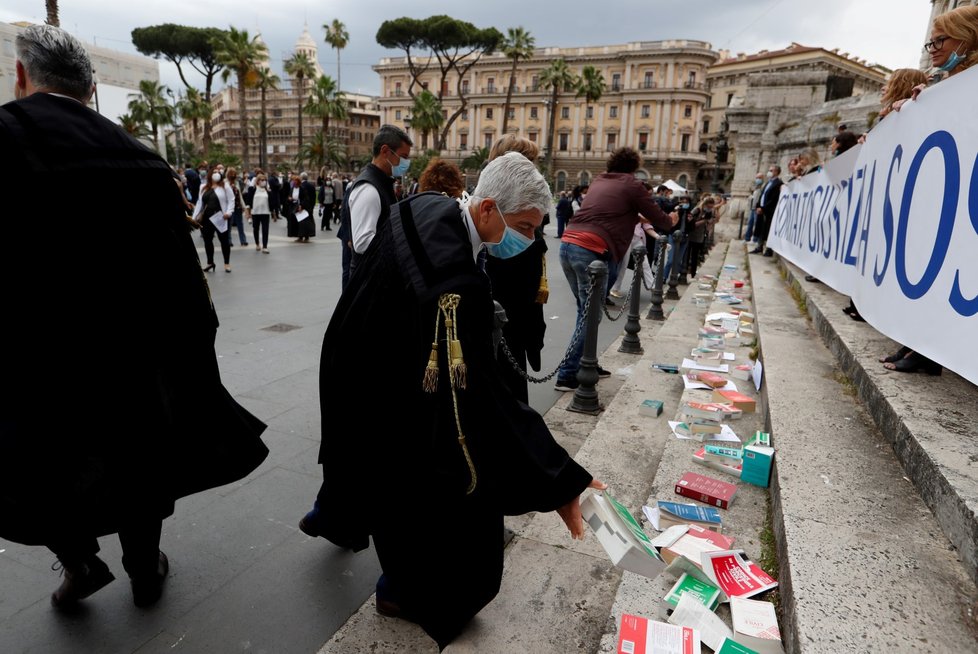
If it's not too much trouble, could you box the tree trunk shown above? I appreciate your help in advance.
[239,77,249,171]
[545,87,559,181]
[421,129,428,150]
[583,103,589,163]
[337,50,342,93]
[296,76,304,168]
[502,59,518,134]
[203,74,215,155]
[45,0,59,26]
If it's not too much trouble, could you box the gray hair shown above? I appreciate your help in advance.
[300,171,308,181]
[471,152,551,218]
[372,124,413,156]
[15,24,93,100]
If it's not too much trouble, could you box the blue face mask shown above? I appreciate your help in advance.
[485,206,534,259]
[388,151,410,177]
[939,49,965,72]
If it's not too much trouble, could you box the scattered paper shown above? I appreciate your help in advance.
[650,524,690,547]
[682,376,738,392]
[706,312,741,323]
[668,593,734,652]
[681,358,730,373]
[753,359,763,392]
[668,422,740,442]
[643,505,661,530]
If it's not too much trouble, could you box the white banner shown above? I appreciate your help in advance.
[768,65,978,385]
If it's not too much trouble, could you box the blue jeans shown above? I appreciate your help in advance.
[232,209,248,245]
[744,211,756,242]
[663,233,688,280]
[558,242,604,382]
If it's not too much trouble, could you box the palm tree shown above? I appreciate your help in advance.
[118,112,150,139]
[460,146,490,172]
[214,27,267,172]
[177,87,212,147]
[323,19,349,92]
[305,74,348,141]
[300,131,346,171]
[254,67,280,170]
[500,27,535,134]
[410,90,445,151]
[539,58,578,180]
[284,52,316,168]
[127,79,174,155]
[576,65,604,163]
[45,0,59,26]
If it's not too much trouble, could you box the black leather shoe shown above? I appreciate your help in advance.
[51,556,115,608]
[750,247,763,254]
[762,248,774,257]
[131,551,169,608]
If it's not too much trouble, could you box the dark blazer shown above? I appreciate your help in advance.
[0,94,268,546]
[299,180,316,214]
[760,177,783,219]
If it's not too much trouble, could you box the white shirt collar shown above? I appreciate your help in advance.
[461,201,484,263]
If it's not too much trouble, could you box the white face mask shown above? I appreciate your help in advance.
[212,173,222,182]
[766,171,774,178]
[258,180,266,187]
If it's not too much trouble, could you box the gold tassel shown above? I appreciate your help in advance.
[449,339,467,389]
[439,294,467,390]
[422,304,443,393]
[536,253,550,304]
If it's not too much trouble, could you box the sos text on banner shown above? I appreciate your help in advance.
[767,65,977,385]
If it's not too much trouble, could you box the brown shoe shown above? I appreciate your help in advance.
[51,556,115,608]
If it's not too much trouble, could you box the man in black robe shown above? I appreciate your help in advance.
[0,24,268,609]
[302,153,603,649]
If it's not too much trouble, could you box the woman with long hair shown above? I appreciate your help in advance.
[245,172,272,253]
[193,164,234,273]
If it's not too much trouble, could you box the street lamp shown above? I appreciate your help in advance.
[166,88,181,166]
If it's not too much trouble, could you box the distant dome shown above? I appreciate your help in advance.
[295,26,317,51]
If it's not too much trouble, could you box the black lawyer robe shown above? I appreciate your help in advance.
[316,192,592,648]
[0,94,268,546]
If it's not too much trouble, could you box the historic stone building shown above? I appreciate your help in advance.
[702,44,887,198]
[192,27,380,171]
[374,40,719,192]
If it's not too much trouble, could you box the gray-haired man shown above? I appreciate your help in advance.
[300,152,604,649]
[0,24,267,610]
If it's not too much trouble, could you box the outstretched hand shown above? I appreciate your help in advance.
[556,478,608,540]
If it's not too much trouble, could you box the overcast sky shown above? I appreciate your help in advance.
[5,0,934,101]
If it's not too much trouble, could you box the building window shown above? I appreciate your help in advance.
[688,71,697,87]
[485,133,493,149]
[641,105,650,118]
[530,106,538,119]
[607,133,617,150]
[461,80,470,94]
[580,171,590,185]
[395,110,402,121]
[703,120,710,134]
[421,81,429,90]
[584,133,592,151]
[486,107,493,119]
[677,174,689,188]
[638,132,648,151]
[461,109,468,121]
[529,131,537,142]
[681,134,691,151]
[706,95,712,109]
[644,71,654,88]
[487,77,495,93]
[460,133,468,150]
[531,75,539,91]
[556,171,567,192]
[394,82,402,96]
[684,104,692,118]
[727,93,735,106]
[609,106,618,119]
[586,106,594,119]
[508,108,515,120]
[611,73,621,91]
[559,133,568,151]
[561,106,570,119]
[272,109,282,118]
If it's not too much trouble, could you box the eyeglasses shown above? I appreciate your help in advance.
[923,35,949,53]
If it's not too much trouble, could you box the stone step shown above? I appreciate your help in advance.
[751,246,978,652]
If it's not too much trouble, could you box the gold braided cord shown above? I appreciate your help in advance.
[422,299,443,393]
[536,252,549,304]
[436,293,477,494]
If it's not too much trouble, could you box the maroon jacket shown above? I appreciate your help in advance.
[567,172,674,263]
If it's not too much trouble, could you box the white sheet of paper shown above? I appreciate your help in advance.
[643,505,661,530]
[295,209,310,222]
[753,359,763,392]
[668,421,738,442]
[681,358,730,373]
[706,312,740,323]
[650,524,690,548]
[668,593,733,652]
[208,212,228,233]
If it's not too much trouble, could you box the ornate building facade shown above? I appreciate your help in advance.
[375,40,719,192]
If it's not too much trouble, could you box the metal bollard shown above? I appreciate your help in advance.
[619,245,645,354]
[569,259,607,415]
[666,232,682,300]
[676,235,690,286]
[646,235,668,321]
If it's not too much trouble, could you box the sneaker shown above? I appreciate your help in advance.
[262,248,270,254]
[554,378,579,392]
[597,366,612,378]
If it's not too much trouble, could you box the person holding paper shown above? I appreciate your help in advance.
[299,153,604,649]
[194,164,234,273]
[0,24,268,609]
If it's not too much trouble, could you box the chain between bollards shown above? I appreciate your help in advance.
[646,235,668,321]
[569,259,607,415]
[618,245,645,354]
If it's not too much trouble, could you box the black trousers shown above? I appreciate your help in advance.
[688,241,705,277]
[201,218,231,265]
[48,516,162,578]
[252,214,270,248]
